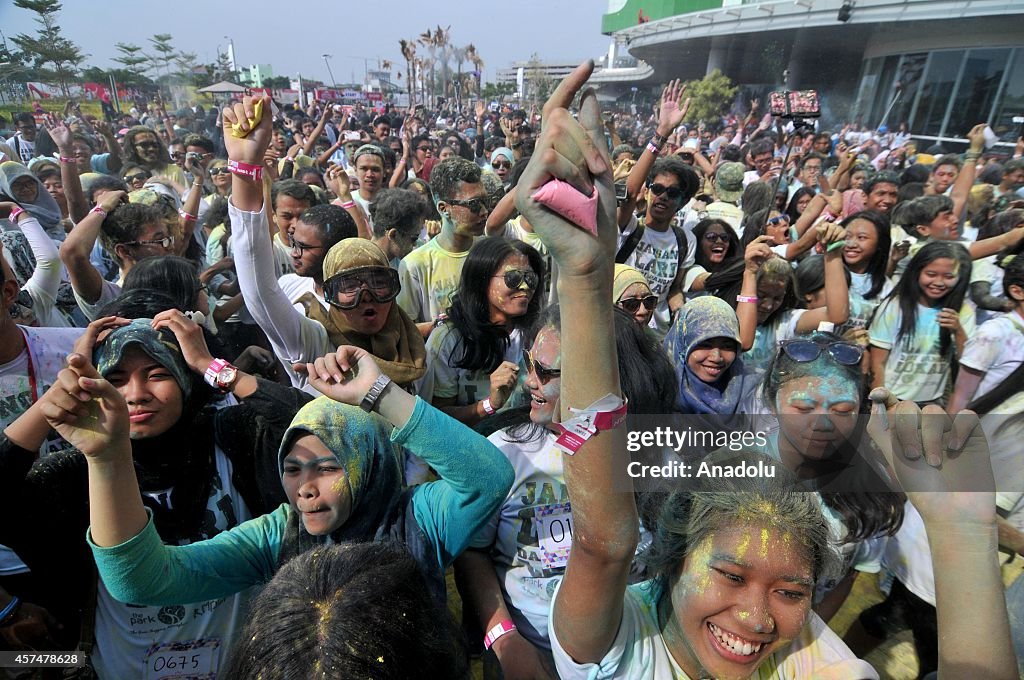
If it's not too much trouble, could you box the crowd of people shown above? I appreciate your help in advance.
[0,58,1022,679]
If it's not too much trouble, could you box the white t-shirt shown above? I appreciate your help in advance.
[0,327,80,575]
[418,324,523,406]
[869,300,976,404]
[91,449,255,680]
[549,580,878,679]
[278,273,322,315]
[618,215,695,337]
[959,311,1024,525]
[472,430,568,649]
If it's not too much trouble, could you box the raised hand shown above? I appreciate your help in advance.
[151,309,214,375]
[867,388,995,525]
[325,163,352,201]
[46,120,74,152]
[72,316,131,360]
[305,346,382,406]
[656,80,689,135]
[475,100,487,120]
[38,354,129,458]
[513,60,615,279]
[744,235,774,271]
[488,360,521,410]
[966,123,987,153]
[222,94,273,165]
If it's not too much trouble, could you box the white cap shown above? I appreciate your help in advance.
[816,321,835,334]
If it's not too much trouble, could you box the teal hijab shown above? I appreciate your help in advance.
[277,397,405,560]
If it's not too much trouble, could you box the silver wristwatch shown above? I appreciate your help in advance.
[359,374,393,412]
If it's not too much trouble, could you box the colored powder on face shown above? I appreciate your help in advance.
[734,531,751,559]
[760,528,771,558]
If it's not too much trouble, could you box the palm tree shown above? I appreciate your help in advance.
[399,39,416,106]
[466,44,484,98]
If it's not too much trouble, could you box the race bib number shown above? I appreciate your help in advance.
[536,503,574,570]
[144,638,220,679]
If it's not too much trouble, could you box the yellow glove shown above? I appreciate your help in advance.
[229,99,264,139]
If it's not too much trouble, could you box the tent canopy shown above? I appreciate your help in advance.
[197,81,247,94]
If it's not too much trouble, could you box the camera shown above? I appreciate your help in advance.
[615,181,628,205]
[186,151,202,163]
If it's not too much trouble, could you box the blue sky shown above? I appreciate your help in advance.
[0,1,612,84]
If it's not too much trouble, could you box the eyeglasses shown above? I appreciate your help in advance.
[135,141,161,150]
[522,348,560,383]
[323,267,401,309]
[123,235,174,249]
[492,161,512,170]
[123,172,150,183]
[170,152,186,160]
[647,183,684,200]
[447,197,489,214]
[703,232,730,244]
[495,269,539,290]
[779,339,864,366]
[209,167,230,176]
[617,295,658,313]
[288,235,325,254]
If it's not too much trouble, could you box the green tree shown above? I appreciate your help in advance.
[481,82,515,100]
[112,43,148,81]
[262,76,291,89]
[682,69,738,125]
[148,33,178,78]
[10,0,87,95]
[525,53,554,107]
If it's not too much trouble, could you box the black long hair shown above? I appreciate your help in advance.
[761,330,904,541]
[841,210,891,300]
[785,187,816,223]
[691,218,740,271]
[447,237,544,373]
[885,240,971,359]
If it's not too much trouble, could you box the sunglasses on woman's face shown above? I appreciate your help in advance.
[492,161,512,170]
[768,215,790,226]
[496,269,539,290]
[522,348,560,383]
[123,172,150,183]
[703,232,730,244]
[209,167,230,176]
[647,183,684,200]
[779,339,863,366]
[617,295,658,313]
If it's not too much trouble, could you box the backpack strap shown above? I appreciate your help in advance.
[615,223,645,264]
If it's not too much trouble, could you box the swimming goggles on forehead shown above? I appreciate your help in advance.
[323,267,401,309]
[779,339,863,366]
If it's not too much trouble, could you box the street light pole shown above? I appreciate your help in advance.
[322,54,337,88]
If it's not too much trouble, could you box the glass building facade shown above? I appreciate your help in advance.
[854,47,1024,143]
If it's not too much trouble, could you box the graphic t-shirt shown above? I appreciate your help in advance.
[549,580,878,679]
[869,300,976,404]
[396,238,470,323]
[91,450,254,680]
[472,431,569,649]
[618,215,694,337]
[0,327,80,575]
[418,324,523,407]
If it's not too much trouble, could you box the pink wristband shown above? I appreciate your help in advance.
[8,206,25,221]
[178,209,197,221]
[483,620,516,651]
[646,141,660,155]
[338,200,356,209]
[90,205,108,218]
[736,295,758,304]
[481,398,496,416]
[227,159,263,181]
[59,156,76,165]
[555,395,628,455]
